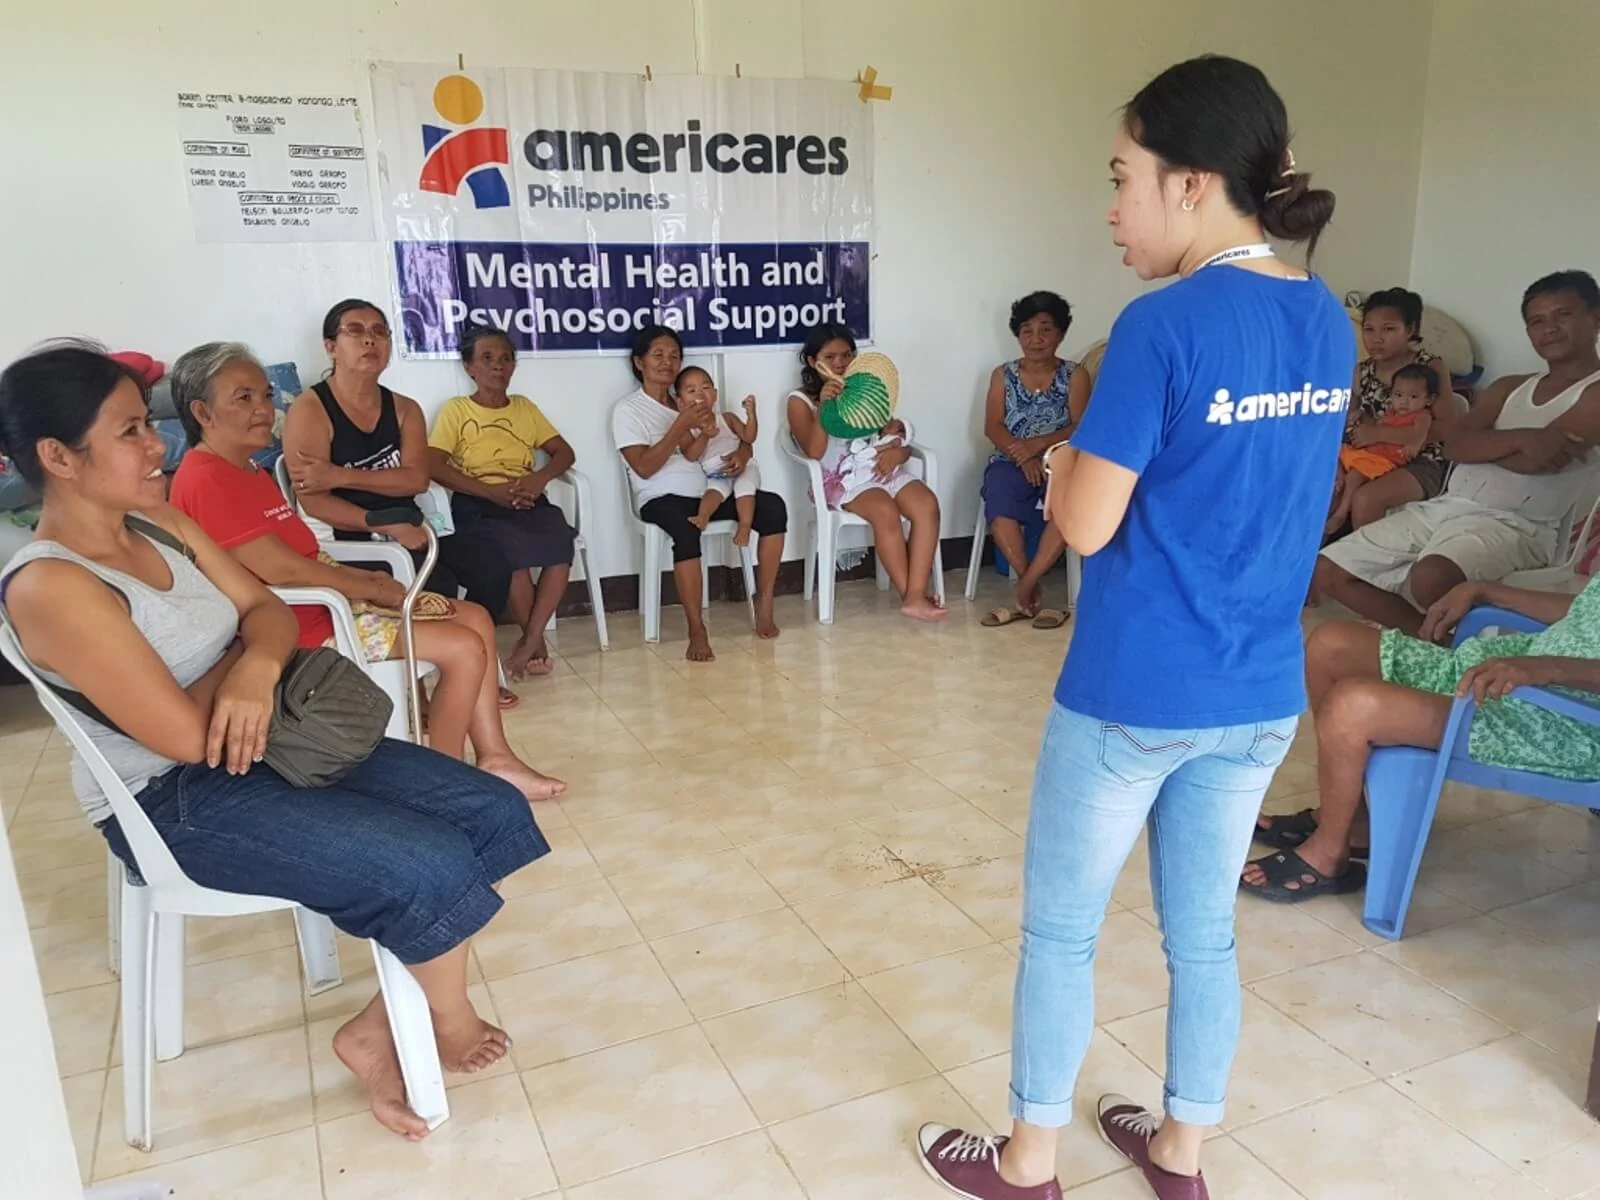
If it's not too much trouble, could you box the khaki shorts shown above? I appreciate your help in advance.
[1319,496,1556,595]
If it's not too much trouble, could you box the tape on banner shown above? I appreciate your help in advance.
[858,66,892,103]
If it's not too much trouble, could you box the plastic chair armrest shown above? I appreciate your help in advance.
[780,435,829,516]
[906,441,939,491]
[1452,605,1548,646]
[1507,684,1600,728]
[318,540,416,586]
[559,466,593,538]
[271,587,363,663]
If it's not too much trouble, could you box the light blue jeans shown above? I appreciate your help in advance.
[1009,703,1296,1127]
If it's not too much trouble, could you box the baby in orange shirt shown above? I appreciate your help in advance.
[1325,362,1437,535]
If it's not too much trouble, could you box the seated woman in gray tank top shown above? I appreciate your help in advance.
[0,343,550,1143]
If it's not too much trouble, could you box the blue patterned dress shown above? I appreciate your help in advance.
[989,360,1074,463]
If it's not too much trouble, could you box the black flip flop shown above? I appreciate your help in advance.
[1255,809,1369,861]
[1240,849,1367,904]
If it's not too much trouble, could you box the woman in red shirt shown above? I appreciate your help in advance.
[167,342,564,801]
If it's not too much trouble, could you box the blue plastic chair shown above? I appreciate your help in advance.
[1363,605,1600,939]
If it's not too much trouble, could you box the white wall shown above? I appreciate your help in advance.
[0,0,1430,579]
[0,819,83,1200]
[1409,0,1600,378]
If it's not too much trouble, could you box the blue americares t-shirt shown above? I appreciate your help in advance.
[1055,265,1355,728]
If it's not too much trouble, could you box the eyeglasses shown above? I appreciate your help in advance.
[338,323,391,341]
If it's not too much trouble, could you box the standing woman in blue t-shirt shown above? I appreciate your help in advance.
[918,57,1353,1200]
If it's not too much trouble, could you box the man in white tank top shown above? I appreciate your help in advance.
[1317,271,1600,635]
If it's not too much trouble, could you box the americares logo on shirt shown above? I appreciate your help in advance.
[1206,385,1351,426]
[1055,263,1356,729]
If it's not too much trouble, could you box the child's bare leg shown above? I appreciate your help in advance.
[733,493,756,547]
[1324,470,1359,536]
[691,488,720,531]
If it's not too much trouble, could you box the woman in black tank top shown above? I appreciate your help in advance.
[284,300,430,539]
[310,378,422,521]
[283,300,512,616]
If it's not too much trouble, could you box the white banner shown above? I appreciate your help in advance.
[177,90,373,243]
[369,63,874,357]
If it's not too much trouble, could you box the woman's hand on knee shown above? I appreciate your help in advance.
[1417,581,1483,645]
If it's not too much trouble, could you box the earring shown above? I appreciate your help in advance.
[1181,198,1195,212]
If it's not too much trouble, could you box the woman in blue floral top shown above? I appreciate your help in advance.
[981,291,1092,629]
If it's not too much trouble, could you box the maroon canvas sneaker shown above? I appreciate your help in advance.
[1095,1095,1210,1200]
[916,1124,1063,1200]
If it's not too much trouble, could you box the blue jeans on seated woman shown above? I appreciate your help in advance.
[98,737,547,965]
[1010,703,1294,1128]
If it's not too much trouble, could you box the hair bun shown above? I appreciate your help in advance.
[1260,171,1335,257]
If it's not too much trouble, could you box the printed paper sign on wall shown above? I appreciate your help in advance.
[177,92,374,243]
[369,63,873,357]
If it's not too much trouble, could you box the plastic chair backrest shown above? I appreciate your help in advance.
[274,456,292,503]
[617,453,647,524]
[1562,477,1600,565]
[0,623,187,892]
[781,427,824,474]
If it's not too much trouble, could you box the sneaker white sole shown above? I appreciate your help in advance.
[914,1124,988,1200]
[1093,1093,1141,1167]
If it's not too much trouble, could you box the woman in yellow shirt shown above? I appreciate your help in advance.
[428,328,577,678]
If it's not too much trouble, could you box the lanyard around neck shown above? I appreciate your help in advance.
[1196,243,1276,271]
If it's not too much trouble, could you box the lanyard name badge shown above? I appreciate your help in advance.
[1197,243,1276,271]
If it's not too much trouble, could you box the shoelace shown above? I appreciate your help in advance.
[1107,1107,1160,1139]
[938,1131,1003,1164]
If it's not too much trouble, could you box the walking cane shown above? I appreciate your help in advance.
[362,507,438,745]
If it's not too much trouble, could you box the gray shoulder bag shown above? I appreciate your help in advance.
[34,516,392,788]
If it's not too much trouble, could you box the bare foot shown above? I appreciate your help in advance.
[505,635,552,681]
[900,595,949,623]
[497,687,521,711]
[479,753,567,801]
[687,514,709,531]
[432,1006,511,1074]
[1014,581,1041,617]
[733,525,752,547]
[686,627,716,662]
[754,594,780,640]
[333,997,431,1141]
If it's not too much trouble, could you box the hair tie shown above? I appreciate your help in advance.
[1264,149,1298,201]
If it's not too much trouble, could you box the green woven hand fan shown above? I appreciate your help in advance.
[819,351,899,438]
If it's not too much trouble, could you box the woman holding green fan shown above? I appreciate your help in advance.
[786,323,946,623]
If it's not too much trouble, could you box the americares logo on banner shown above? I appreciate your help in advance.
[523,119,850,177]
[372,63,875,355]
[419,75,511,209]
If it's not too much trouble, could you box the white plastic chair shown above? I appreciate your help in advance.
[1502,485,1600,593]
[543,465,610,650]
[298,539,435,741]
[779,428,946,625]
[422,463,610,652]
[963,493,1081,608]
[620,472,756,643]
[275,459,580,669]
[0,626,450,1150]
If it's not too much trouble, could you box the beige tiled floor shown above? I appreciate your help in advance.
[6,572,1600,1198]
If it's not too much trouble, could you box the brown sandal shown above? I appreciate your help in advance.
[981,606,1033,628]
